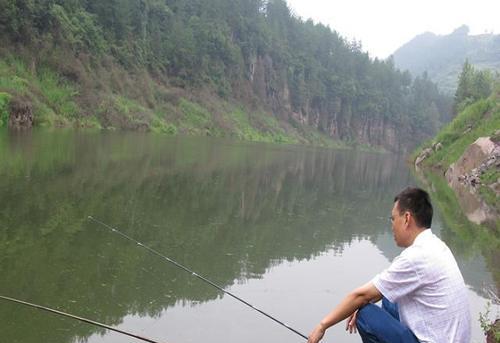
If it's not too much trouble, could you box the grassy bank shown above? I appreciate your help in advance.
[412,85,500,337]
[413,84,499,211]
[0,54,353,148]
[0,56,93,128]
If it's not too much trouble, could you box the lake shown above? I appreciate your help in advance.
[0,130,496,343]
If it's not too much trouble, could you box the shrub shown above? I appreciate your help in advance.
[0,92,12,127]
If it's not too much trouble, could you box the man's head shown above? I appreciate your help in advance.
[391,187,433,247]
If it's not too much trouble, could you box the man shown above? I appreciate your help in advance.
[307,187,471,343]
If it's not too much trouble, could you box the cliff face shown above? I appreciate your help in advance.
[413,91,500,230]
[245,54,403,151]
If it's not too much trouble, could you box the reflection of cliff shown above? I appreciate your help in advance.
[446,181,498,228]
[0,132,412,343]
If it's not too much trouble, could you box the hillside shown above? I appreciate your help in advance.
[0,0,451,151]
[413,72,499,229]
[393,25,500,94]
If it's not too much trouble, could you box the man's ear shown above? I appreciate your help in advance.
[404,211,411,226]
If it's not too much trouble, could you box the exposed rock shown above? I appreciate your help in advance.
[245,53,412,151]
[446,137,496,186]
[8,97,33,129]
[432,142,443,151]
[415,147,433,166]
[444,136,499,227]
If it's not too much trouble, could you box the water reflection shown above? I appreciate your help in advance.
[0,130,496,343]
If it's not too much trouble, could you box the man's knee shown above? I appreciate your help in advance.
[357,303,379,330]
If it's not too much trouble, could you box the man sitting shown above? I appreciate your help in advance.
[307,187,471,343]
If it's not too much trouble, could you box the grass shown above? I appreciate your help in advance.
[0,92,11,126]
[412,84,500,232]
[479,168,500,211]
[0,55,85,128]
[178,98,213,134]
[0,54,371,149]
[479,303,500,343]
[0,59,29,93]
[151,116,177,135]
[35,68,80,119]
[415,94,500,170]
[227,108,297,144]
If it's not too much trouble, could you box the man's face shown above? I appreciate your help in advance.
[391,201,408,247]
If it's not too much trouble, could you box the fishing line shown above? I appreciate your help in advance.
[0,295,166,343]
[88,216,308,340]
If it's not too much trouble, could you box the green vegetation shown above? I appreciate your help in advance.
[479,168,500,212]
[455,60,495,113]
[414,63,500,170]
[419,98,499,169]
[0,56,99,128]
[0,92,11,126]
[0,0,451,150]
[479,303,500,343]
[226,108,296,144]
[178,98,215,134]
[413,62,500,301]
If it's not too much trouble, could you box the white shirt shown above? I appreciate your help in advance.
[372,229,471,343]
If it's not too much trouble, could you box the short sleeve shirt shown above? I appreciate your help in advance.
[372,229,471,343]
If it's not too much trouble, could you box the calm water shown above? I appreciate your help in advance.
[0,130,496,343]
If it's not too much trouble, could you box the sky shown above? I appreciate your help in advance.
[286,0,500,59]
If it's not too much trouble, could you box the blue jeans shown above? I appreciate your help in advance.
[356,298,419,343]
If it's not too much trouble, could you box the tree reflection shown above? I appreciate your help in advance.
[0,131,444,343]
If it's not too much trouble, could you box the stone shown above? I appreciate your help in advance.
[415,148,433,166]
[470,177,480,187]
[447,137,495,179]
[8,96,33,129]
[432,142,443,151]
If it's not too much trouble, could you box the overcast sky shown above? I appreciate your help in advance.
[286,0,500,59]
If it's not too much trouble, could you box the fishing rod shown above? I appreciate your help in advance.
[0,295,166,343]
[88,216,309,340]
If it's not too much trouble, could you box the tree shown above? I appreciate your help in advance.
[455,60,493,113]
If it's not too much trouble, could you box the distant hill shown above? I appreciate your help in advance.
[393,25,500,94]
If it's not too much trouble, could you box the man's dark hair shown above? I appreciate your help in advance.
[394,187,433,228]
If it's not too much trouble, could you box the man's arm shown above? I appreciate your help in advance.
[307,281,382,343]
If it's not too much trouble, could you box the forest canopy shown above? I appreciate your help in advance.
[0,0,452,150]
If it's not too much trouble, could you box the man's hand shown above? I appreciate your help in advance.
[307,282,381,342]
[345,310,358,334]
[307,323,326,343]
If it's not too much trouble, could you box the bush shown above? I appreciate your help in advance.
[0,92,12,127]
[479,303,500,343]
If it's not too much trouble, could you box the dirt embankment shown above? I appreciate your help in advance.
[416,134,499,228]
